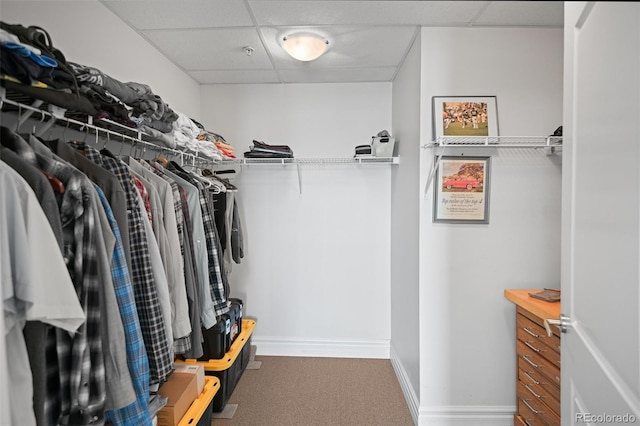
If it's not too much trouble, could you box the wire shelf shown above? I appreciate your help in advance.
[218,157,399,165]
[426,135,563,148]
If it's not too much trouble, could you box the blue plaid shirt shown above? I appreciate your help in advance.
[95,186,152,426]
[81,145,172,384]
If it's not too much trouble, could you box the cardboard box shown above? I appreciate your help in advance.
[174,363,205,395]
[156,372,199,426]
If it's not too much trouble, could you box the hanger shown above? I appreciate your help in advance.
[99,129,108,150]
[61,119,70,142]
[38,168,65,193]
[200,172,237,192]
[116,133,126,156]
[68,139,86,155]
[81,124,90,144]
[32,110,46,134]
[155,156,169,167]
[100,133,118,159]
[216,169,236,175]
[15,103,22,132]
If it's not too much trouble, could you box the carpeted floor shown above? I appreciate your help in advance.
[211,354,415,426]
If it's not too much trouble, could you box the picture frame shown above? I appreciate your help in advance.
[433,156,491,224]
[432,96,499,139]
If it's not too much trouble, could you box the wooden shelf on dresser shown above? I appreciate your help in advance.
[504,289,561,426]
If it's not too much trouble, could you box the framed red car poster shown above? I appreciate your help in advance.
[433,156,491,224]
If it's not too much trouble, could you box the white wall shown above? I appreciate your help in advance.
[1,0,201,118]
[390,33,422,422]
[418,27,563,425]
[201,83,394,358]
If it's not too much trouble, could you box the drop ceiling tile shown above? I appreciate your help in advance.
[279,67,397,83]
[189,69,280,84]
[249,1,485,26]
[262,26,417,68]
[475,1,564,27]
[100,0,253,30]
[142,28,272,70]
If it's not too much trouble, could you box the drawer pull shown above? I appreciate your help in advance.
[524,341,544,353]
[525,383,543,399]
[522,399,545,415]
[523,372,540,385]
[521,355,540,368]
[522,327,540,338]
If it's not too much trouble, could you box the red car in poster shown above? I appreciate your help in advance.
[442,177,480,190]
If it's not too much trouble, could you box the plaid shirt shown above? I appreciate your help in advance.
[82,145,172,385]
[95,186,152,426]
[145,161,204,358]
[158,177,192,356]
[168,163,229,316]
[3,132,107,425]
[133,174,153,226]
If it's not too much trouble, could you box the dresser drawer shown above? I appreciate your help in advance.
[518,381,560,426]
[518,368,560,416]
[518,359,560,402]
[517,339,561,389]
[517,309,561,354]
[517,326,561,369]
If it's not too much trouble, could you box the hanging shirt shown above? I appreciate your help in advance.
[140,160,202,359]
[44,139,132,274]
[152,164,219,328]
[2,128,108,425]
[95,185,152,426]
[0,161,85,425]
[81,144,172,384]
[92,187,136,411]
[125,158,192,349]
[167,163,229,316]
[134,188,174,361]
[1,146,64,425]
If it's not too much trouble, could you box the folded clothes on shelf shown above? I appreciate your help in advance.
[244,139,294,158]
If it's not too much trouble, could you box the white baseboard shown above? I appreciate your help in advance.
[418,405,516,426]
[390,347,420,425]
[252,336,390,358]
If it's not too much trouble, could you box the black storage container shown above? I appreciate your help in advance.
[200,317,227,360]
[175,319,256,415]
[200,298,244,360]
[206,320,254,412]
[227,298,243,347]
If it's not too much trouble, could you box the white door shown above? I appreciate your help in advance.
[561,2,640,425]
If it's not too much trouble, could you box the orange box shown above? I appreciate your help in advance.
[157,372,199,426]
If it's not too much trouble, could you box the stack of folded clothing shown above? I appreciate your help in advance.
[194,124,236,159]
[244,140,294,158]
[214,140,236,159]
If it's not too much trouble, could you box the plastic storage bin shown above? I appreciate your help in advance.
[227,298,243,345]
[199,298,244,360]
[177,376,220,426]
[177,319,256,412]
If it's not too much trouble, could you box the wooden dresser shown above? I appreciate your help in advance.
[504,289,561,426]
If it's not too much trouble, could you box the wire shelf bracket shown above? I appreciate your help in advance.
[422,135,563,198]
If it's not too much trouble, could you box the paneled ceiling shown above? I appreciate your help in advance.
[99,0,563,84]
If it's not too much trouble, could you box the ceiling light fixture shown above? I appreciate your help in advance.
[282,33,329,62]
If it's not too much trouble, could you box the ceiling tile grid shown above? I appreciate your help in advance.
[99,0,563,84]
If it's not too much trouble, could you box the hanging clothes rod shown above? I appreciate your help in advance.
[0,88,211,166]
